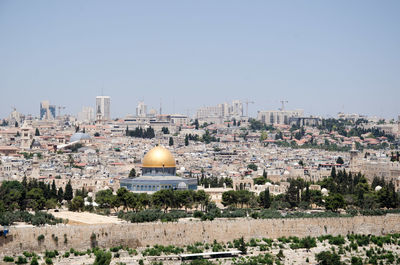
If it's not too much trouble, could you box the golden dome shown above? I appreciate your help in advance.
[142,146,176,168]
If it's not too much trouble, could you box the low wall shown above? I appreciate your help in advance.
[1,215,400,256]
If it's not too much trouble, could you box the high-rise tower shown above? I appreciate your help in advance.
[96,96,110,122]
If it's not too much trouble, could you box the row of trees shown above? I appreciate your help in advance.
[220,168,400,212]
[95,188,210,213]
[184,131,219,146]
[319,168,400,210]
[0,178,74,212]
[197,175,233,188]
[126,127,155,139]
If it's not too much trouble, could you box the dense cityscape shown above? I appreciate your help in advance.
[1,98,400,264]
[1,1,400,264]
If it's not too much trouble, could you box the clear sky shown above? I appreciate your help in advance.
[0,1,399,119]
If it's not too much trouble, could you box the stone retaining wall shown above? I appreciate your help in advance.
[1,215,399,256]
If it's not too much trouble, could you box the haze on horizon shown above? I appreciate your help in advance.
[0,1,399,120]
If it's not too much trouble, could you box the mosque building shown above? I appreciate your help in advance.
[120,146,197,193]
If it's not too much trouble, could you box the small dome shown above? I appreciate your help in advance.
[31,140,41,147]
[142,146,176,168]
[70,132,91,143]
[177,182,187,189]
[375,185,382,191]
[321,188,329,195]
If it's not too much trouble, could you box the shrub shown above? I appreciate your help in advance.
[259,244,268,251]
[15,256,28,264]
[3,256,14,262]
[249,238,258,247]
[315,251,341,265]
[110,246,123,252]
[351,256,363,265]
[30,257,39,265]
[45,250,57,258]
[193,211,204,218]
[93,250,112,265]
[37,234,45,241]
[329,235,345,246]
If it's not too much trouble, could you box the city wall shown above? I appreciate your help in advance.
[1,215,400,256]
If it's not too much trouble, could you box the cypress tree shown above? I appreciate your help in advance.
[57,187,64,203]
[264,188,271,208]
[304,185,311,202]
[64,180,73,201]
[51,180,57,199]
[238,236,247,254]
[185,135,189,146]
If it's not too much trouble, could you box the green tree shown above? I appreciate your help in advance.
[125,192,138,211]
[222,190,238,207]
[193,119,199,130]
[263,188,271,208]
[93,249,112,265]
[26,188,46,210]
[185,135,189,146]
[169,137,174,146]
[315,251,342,265]
[64,180,73,201]
[35,128,40,136]
[195,190,209,211]
[51,180,57,199]
[69,196,84,212]
[128,168,136,178]
[238,236,247,254]
[325,193,345,212]
[152,189,175,212]
[247,163,257,171]
[116,187,129,210]
[237,190,255,208]
[57,187,64,203]
[336,157,344,164]
[45,198,58,210]
[95,189,115,208]
[304,185,311,202]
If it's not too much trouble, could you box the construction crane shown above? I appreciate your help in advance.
[244,100,255,117]
[280,100,288,111]
[184,108,193,119]
[57,106,66,117]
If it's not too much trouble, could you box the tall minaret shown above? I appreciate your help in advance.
[350,141,359,173]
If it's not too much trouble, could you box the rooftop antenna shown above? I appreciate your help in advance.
[57,106,66,117]
[280,100,288,111]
